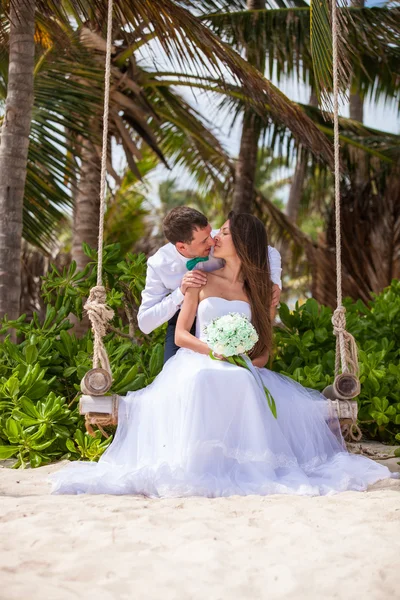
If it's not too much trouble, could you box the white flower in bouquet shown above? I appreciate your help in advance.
[204,312,258,357]
[204,312,277,418]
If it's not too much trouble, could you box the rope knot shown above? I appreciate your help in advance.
[332,306,346,335]
[84,285,114,374]
[87,285,107,305]
[331,305,359,378]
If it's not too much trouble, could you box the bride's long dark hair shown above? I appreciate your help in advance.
[228,211,273,360]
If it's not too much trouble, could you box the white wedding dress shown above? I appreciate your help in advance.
[51,297,393,497]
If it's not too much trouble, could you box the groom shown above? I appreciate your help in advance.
[138,206,282,363]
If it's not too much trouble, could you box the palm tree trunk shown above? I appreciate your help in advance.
[286,92,319,223]
[70,139,101,337]
[71,140,101,272]
[286,152,307,223]
[349,0,365,124]
[349,92,364,123]
[232,112,262,213]
[349,0,367,189]
[232,0,265,214]
[0,0,35,320]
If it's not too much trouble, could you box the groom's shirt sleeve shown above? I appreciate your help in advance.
[137,258,184,335]
[268,246,282,289]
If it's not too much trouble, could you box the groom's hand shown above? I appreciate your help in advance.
[180,271,207,294]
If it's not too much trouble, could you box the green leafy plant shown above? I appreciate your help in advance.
[66,429,112,461]
[273,281,400,443]
[0,245,165,467]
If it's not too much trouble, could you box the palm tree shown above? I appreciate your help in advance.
[252,114,400,305]
[232,0,266,214]
[0,0,35,321]
[0,0,335,321]
[205,2,400,214]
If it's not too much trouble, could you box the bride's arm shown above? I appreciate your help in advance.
[175,288,210,355]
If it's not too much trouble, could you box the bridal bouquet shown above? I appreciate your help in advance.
[204,312,277,418]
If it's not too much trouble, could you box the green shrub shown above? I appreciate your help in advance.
[273,280,400,443]
[0,244,164,467]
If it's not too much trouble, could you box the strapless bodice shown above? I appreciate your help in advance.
[195,297,251,341]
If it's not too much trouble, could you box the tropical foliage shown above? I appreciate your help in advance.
[0,245,165,467]
[274,281,400,443]
[1,1,399,302]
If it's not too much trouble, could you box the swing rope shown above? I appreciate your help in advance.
[83,0,114,380]
[330,0,361,441]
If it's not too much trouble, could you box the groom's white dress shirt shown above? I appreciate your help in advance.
[138,237,282,335]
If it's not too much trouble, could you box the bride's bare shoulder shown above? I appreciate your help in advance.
[207,269,226,280]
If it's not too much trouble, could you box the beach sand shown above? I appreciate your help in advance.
[1,459,399,600]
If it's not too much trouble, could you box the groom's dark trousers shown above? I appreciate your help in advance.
[164,311,196,364]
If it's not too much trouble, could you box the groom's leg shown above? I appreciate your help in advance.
[164,312,196,364]
[164,314,180,364]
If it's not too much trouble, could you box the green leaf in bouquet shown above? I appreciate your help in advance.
[43,306,56,329]
[29,453,44,468]
[59,330,74,358]
[19,397,41,419]
[287,356,303,374]
[66,439,77,453]
[77,365,90,380]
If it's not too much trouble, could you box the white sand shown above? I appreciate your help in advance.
[1,461,399,600]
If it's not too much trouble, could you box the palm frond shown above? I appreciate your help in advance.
[300,102,400,164]
[204,5,400,110]
[0,31,106,251]
[76,26,234,191]
[310,0,348,109]
[120,0,335,165]
[25,57,104,251]
[146,84,234,191]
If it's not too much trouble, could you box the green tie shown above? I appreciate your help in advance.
[186,256,209,271]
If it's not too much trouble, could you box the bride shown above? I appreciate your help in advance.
[51,213,392,497]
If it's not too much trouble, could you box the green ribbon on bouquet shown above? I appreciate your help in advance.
[209,352,277,419]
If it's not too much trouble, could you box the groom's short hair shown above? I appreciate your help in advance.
[163,207,208,244]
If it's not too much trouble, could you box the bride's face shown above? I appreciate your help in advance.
[213,220,237,259]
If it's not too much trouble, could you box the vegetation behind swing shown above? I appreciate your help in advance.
[0,243,399,468]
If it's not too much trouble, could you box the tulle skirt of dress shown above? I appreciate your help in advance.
[51,349,392,497]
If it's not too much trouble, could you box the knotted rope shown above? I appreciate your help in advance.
[331,0,359,380]
[330,0,361,442]
[332,307,359,377]
[84,286,114,374]
[80,0,115,438]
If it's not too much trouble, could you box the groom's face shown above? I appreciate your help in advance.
[176,224,214,258]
